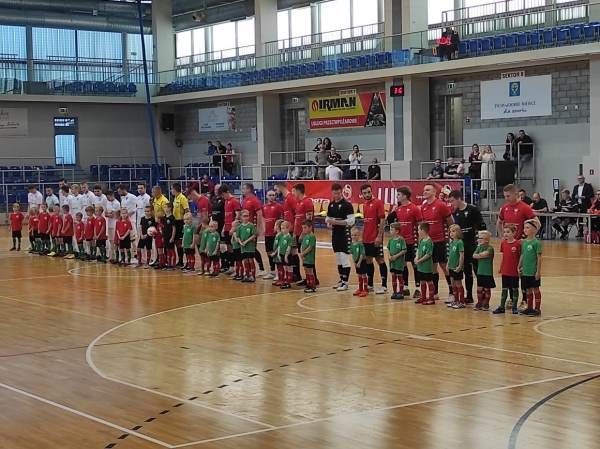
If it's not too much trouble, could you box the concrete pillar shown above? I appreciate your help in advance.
[583,57,600,188]
[384,0,428,52]
[25,26,34,83]
[152,0,175,84]
[403,75,430,178]
[256,94,281,168]
[255,0,278,69]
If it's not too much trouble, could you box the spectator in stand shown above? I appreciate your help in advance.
[206,141,217,163]
[468,144,481,191]
[444,157,459,179]
[200,174,213,194]
[314,145,329,180]
[427,159,444,180]
[519,189,532,205]
[326,160,343,180]
[287,162,300,180]
[368,158,381,180]
[552,189,577,240]
[323,137,332,152]
[185,177,200,195]
[515,129,534,173]
[449,28,460,59]
[215,140,227,171]
[313,138,322,152]
[349,145,363,180]
[587,190,600,231]
[457,158,466,178]
[300,163,315,180]
[480,144,496,195]
[504,133,517,161]
[327,147,342,166]
[436,27,460,61]
[531,192,549,237]
[223,143,235,175]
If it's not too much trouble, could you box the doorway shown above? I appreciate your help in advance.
[444,95,463,158]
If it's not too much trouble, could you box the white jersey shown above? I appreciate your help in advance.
[68,194,84,219]
[92,194,108,211]
[60,193,73,213]
[326,165,343,181]
[45,194,59,211]
[135,193,151,225]
[105,199,121,228]
[120,193,137,220]
[80,191,96,210]
[27,191,43,212]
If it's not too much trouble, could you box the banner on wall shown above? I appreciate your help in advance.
[285,180,463,206]
[308,92,387,130]
[198,106,236,132]
[0,108,28,137]
[480,75,552,120]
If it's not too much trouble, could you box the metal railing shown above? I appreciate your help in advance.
[167,165,223,182]
[96,156,167,182]
[241,162,393,182]
[516,141,536,185]
[0,157,70,178]
[268,148,386,167]
[179,153,242,174]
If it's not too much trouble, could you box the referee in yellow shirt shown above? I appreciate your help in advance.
[171,182,189,267]
[151,186,169,218]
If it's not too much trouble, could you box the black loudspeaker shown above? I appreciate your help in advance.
[495,160,515,187]
[161,113,174,131]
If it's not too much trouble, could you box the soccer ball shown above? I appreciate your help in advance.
[147,226,157,237]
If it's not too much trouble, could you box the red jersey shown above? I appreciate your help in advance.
[50,214,62,237]
[28,216,39,236]
[294,196,314,236]
[116,219,133,238]
[75,221,85,243]
[499,200,536,239]
[421,199,452,243]
[94,216,107,240]
[154,221,164,248]
[283,193,297,225]
[85,216,96,240]
[263,202,284,237]
[224,196,240,232]
[500,239,521,277]
[62,214,74,237]
[242,195,262,225]
[38,212,51,234]
[197,195,212,217]
[9,212,24,231]
[394,202,422,245]
[362,198,385,244]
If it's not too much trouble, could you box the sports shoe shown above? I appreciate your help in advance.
[280,283,291,289]
[474,303,483,311]
[446,301,457,308]
[403,288,411,296]
[415,297,425,304]
[512,307,519,314]
[9,247,16,252]
[520,308,534,315]
[445,293,455,304]
[257,270,266,278]
[273,280,284,286]
[209,272,219,277]
[336,282,349,292]
[433,294,440,301]
[358,290,368,297]
[367,286,374,292]
[292,275,302,283]
[422,299,435,305]
[16,248,21,251]
[391,293,404,300]
[66,254,75,259]
[131,257,138,265]
[247,277,255,283]
[183,270,196,275]
[452,302,466,309]
[465,297,474,304]
[482,304,490,312]
[204,271,211,276]
[241,277,249,283]
[304,287,316,293]
[296,279,307,286]
[413,289,421,299]
[143,264,150,269]
[164,266,175,271]
[263,273,275,280]
[225,267,235,275]
[527,309,542,317]
[353,289,362,296]
[492,307,505,314]
[518,301,528,312]
[376,286,388,295]
[332,281,344,290]
[233,275,243,281]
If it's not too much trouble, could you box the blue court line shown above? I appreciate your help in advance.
[508,373,600,449]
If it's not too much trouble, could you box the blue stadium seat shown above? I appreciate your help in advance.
[505,35,516,51]
[94,82,106,94]
[315,61,324,76]
[127,83,137,95]
[349,57,359,71]
[359,55,368,70]
[480,38,492,54]
[117,83,128,95]
[83,81,94,95]
[542,29,555,46]
[458,41,468,57]
[105,82,116,94]
[469,40,479,55]
[306,62,315,76]
[528,31,540,47]
[73,81,84,94]
[514,33,527,50]
[570,25,583,43]
[299,64,308,78]
[493,36,505,52]
[583,24,596,41]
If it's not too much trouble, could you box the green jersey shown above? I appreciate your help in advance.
[272,233,282,263]
[521,238,542,276]
[387,236,407,270]
[238,222,257,253]
[199,228,210,253]
[301,233,316,265]
[475,244,494,276]
[231,230,241,250]
[417,238,433,273]
[278,233,293,261]
[206,231,220,256]
[183,224,196,249]
[448,239,465,271]
[350,241,365,264]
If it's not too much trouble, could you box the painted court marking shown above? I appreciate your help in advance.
[533,315,599,344]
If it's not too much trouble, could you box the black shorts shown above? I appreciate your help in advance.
[477,274,496,289]
[355,262,367,275]
[449,269,464,281]
[390,268,403,275]
[184,247,195,255]
[303,263,315,269]
[12,230,21,239]
[405,244,416,264]
[233,248,242,261]
[33,230,39,239]
[432,241,448,264]
[502,275,519,290]
[265,236,275,253]
[280,254,293,266]
[242,251,255,260]
[138,237,153,250]
[223,232,232,245]
[86,238,94,243]
[364,242,384,258]
[419,271,433,282]
[164,240,175,250]
[63,235,73,245]
[521,275,541,289]
[39,233,50,241]
[332,236,350,254]
[210,254,220,261]
[119,236,131,249]
[96,239,106,248]
[175,220,184,240]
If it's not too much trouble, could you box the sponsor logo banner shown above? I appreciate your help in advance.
[308,92,387,130]
[480,75,551,120]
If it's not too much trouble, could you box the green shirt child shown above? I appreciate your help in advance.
[417,238,434,273]
[448,239,465,271]
[272,233,282,263]
[350,241,365,264]
[475,244,495,275]
[199,227,210,253]
[238,222,257,253]
[231,229,241,250]
[278,234,293,262]
[183,223,196,249]
[301,233,316,265]
[206,231,220,256]
[388,236,407,271]
[521,238,542,276]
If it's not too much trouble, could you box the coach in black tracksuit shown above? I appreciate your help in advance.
[449,190,486,303]
[326,183,356,291]
[210,186,228,270]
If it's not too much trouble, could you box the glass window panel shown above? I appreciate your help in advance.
[291,7,311,38]
[321,0,350,42]
[192,28,206,54]
[54,134,77,165]
[127,33,154,61]
[352,0,378,28]
[278,11,290,40]
[32,28,76,59]
[0,25,27,80]
[428,0,453,24]
[77,30,122,60]
[176,30,192,58]
[237,17,255,48]
[212,22,236,51]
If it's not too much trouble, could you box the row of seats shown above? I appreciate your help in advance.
[166,50,419,94]
[0,78,22,94]
[0,165,60,178]
[91,164,170,179]
[50,81,137,96]
[458,22,600,57]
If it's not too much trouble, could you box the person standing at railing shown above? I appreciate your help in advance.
[327,147,342,166]
[287,162,300,180]
[315,145,329,180]
[215,141,227,173]
[200,174,213,194]
[368,159,381,180]
[426,159,444,180]
[504,133,517,161]
[326,160,343,181]
[515,129,534,174]
[349,146,362,180]
[224,143,235,175]
[323,137,332,153]
[443,157,460,179]
[468,144,482,191]
[479,145,496,196]
[206,140,217,163]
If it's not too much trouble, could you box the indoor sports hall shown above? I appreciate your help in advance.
[0,0,599,448]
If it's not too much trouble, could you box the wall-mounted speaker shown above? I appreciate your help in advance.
[161,113,174,131]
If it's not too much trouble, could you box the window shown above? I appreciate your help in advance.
[291,7,311,38]
[127,33,154,61]
[176,30,192,59]
[277,10,290,48]
[321,0,351,41]
[237,17,255,55]
[212,22,236,56]
[428,0,454,24]
[352,0,378,30]
[54,118,77,165]
[0,25,27,80]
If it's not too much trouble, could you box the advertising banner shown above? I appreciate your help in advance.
[480,75,552,120]
[0,108,28,137]
[285,180,463,207]
[198,106,236,132]
[308,92,387,130]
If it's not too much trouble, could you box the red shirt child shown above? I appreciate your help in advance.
[38,210,51,235]
[9,209,24,232]
[85,215,96,241]
[50,213,62,237]
[115,218,133,240]
[28,215,39,236]
[500,238,521,278]
[75,219,85,244]
[62,214,74,237]
[94,215,107,241]
[154,221,165,248]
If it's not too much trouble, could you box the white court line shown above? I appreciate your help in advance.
[290,301,403,315]
[0,274,71,282]
[169,368,600,448]
[86,291,313,430]
[533,316,599,344]
[296,295,321,311]
[284,314,600,367]
[0,381,174,448]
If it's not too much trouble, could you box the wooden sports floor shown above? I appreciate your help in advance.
[1,227,599,449]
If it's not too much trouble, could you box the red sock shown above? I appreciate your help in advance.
[391,274,398,293]
[527,292,534,309]
[361,276,366,291]
[213,259,220,274]
[483,288,490,305]
[421,283,427,299]
[307,273,314,288]
[458,286,465,303]
[452,286,458,300]
[277,264,284,280]
[234,260,240,276]
[201,254,207,271]
[146,250,151,264]
[170,249,177,266]
[534,291,541,310]
[477,289,483,304]
[398,278,404,293]
[286,270,293,284]
[188,255,195,270]
[159,253,166,267]
[250,260,256,278]
[136,249,142,262]
[428,283,435,300]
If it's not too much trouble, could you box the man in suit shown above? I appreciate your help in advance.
[573,175,593,237]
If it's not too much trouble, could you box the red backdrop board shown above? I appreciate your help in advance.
[285,180,463,207]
